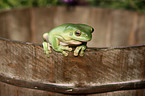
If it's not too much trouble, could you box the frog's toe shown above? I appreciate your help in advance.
[79,52,84,56]
[65,46,72,51]
[44,50,47,54]
[74,47,81,56]
[74,52,79,56]
[62,51,68,56]
[68,47,72,51]
[44,50,51,57]
[44,50,51,54]
[79,45,86,56]
[44,51,49,57]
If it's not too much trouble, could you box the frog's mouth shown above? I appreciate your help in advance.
[59,40,86,46]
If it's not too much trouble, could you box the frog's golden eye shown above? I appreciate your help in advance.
[75,31,81,36]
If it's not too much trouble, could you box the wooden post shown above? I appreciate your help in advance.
[0,37,145,95]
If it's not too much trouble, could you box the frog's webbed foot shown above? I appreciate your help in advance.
[42,42,51,57]
[74,45,86,56]
[57,45,72,56]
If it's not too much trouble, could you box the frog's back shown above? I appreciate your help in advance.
[49,23,72,34]
[47,24,72,43]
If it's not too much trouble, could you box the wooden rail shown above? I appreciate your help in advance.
[0,37,145,95]
[0,74,145,95]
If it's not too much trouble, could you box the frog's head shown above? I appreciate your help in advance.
[65,24,94,42]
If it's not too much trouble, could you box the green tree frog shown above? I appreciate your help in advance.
[42,23,94,57]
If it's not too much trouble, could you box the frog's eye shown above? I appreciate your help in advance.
[91,28,94,33]
[75,31,81,36]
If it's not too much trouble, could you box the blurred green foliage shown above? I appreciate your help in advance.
[0,0,60,9]
[88,0,145,13]
[0,0,145,13]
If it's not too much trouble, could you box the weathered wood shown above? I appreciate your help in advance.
[0,11,9,39]
[29,7,56,43]
[0,74,145,94]
[0,81,144,96]
[0,8,31,42]
[89,89,145,96]
[1,7,145,47]
[109,10,138,46]
[87,8,111,47]
[0,81,62,96]
[0,37,144,95]
[138,13,145,44]
[0,6,145,95]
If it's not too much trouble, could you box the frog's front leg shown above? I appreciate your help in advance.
[42,42,51,57]
[52,37,72,56]
[74,45,87,56]
[57,45,73,56]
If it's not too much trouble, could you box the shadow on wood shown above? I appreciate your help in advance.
[0,37,145,95]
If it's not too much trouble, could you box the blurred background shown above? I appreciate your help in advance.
[1,0,145,12]
[0,0,145,47]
